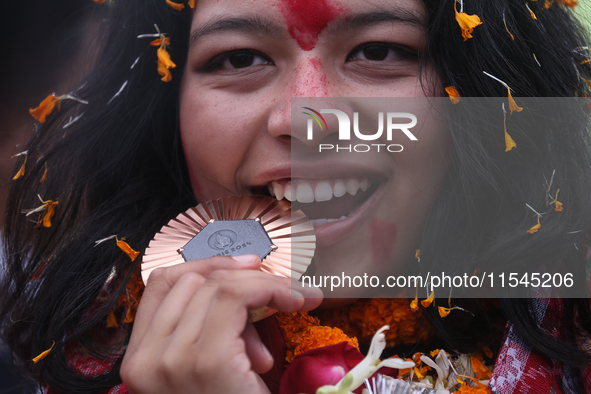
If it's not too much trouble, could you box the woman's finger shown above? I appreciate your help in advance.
[128,255,261,354]
[242,322,274,374]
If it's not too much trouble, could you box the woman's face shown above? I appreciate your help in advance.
[180,0,450,298]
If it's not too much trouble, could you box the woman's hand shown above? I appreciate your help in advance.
[120,255,322,394]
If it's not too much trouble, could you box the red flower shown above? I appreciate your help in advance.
[279,342,364,394]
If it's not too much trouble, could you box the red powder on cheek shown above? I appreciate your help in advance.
[279,0,347,51]
[370,220,398,265]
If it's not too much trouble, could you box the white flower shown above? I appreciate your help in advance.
[316,326,415,394]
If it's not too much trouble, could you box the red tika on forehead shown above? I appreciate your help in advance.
[279,0,347,51]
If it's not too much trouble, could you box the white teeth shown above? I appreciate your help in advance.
[346,179,360,196]
[296,183,314,203]
[314,181,333,202]
[333,180,346,198]
[360,178,369,192]
[272,182,284,200]
[284,183,294,201]
[266,178,373,203]
[310,215,350,227]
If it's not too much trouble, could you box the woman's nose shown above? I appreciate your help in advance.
[267,56,335,145]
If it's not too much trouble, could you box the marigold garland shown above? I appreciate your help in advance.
[316,298,433,349]
[276,311,359,363]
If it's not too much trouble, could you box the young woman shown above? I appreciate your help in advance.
[2,0,591,393]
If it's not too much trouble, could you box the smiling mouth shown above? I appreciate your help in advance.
[260,178,379,227]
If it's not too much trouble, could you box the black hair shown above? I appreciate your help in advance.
[1,0,591,393]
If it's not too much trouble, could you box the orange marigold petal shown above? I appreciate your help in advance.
[527,222,541,234]
[116,238,140,261]
[483,346,494,359]
[471,356,493,380]
[40,163,48,183]
[166,0,185,10]
[454,2,483,41]
[438,306,452,318]
[29,94,59,123]
[555,200,563,212]
[188,0,195,8]
[445,86,460,104]
[106,311,119,328]
[504,129,517,152]
[93,0,107,3]
[156,46,177,82]
[410,298,419,312]
[421,291,434,308]
[42,201,58,228]
[508,91,523,114]
[12,156,27,180]
[32,341,55,363]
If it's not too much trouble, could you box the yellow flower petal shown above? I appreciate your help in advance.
[438,306,452,317]
[166,0,185,10]
[410,298,419,312]
[40,163,48,183]
[42,201,58,228]
[12,155,27,180]
[156,46,176,82]
[505,129,516,152]
[527,222,541,234]
[116,237,140,262]
[421,290,434,308]
[106,311,119,328]
[445,86,460,104]
[555,200,563,212]
[508,90,523,114]
[30,94,59,123]
[454,1,483,41]
[32,341,55,363]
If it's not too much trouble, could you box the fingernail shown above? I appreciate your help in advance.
[261,343,273,363]
[231,255,258,265]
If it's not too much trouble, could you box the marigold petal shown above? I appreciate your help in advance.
[12,156,27,180]
[156,46,176,82]
[445,86,460,104]
[410,298,419,312]
[557,0,577,7]
[438,306,451,317]
[29,94,59,123]
[504,129,516,152]
[454,2,483,41]
[32,341,55,363]
[527,222,541,234]
[42,201,58,228]
[508,91,523,114]
[471,356,492,379]
[188,0,195,7]
[166,0,185,10]
[40,163,48,183]
[483,346,494,359]
[150,37,170,47]
[93,0,106,3]
[421,291,434,308]
[116,238,140,261]
[106,311,119,328]
[555,200,563,212]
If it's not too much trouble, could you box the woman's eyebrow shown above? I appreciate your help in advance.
[329,9,426,34]
[190,16,286,45]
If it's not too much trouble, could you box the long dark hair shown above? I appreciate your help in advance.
[1,0,591,393]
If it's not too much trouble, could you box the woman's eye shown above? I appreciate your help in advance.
[347,44,414,62]
[217,51,271,69]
